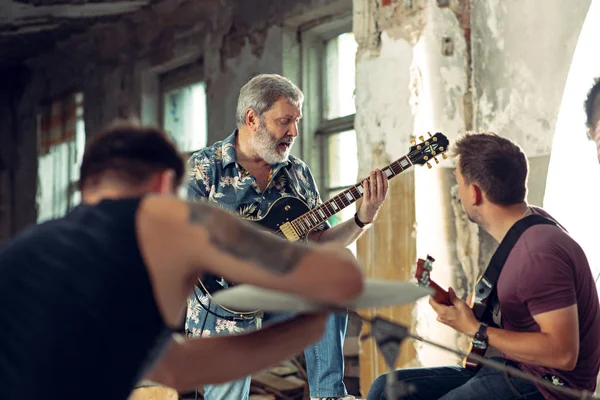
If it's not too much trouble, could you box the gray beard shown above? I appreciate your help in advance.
[251,127,291,164]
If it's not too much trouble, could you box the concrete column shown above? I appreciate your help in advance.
[353,0,470,392]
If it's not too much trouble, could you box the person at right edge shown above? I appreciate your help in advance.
[366,132,600,400]
[584,76,600,163]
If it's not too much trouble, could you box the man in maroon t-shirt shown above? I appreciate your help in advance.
[497,205,600,399]
[366,132,600,400]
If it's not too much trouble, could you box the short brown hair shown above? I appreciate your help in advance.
[452,132,528,206]
[79,121,185,191]
[584,76,600,133]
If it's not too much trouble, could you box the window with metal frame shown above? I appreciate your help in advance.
[300,16,359,253]
[159,60,208,160]
[36,91,86,223]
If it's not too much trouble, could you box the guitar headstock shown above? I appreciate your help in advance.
[414,254,452,306]
[408,132,449,168]
[414,254,436,287]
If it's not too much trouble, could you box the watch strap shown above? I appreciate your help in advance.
[354,212,369,228]
[475,322,489,342]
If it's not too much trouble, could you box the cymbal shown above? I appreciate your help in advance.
[211,279,434,313]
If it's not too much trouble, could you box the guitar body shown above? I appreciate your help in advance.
[252,196,312,239]
[195,197,312,314]
[462,341,488,370]
[461,294,499,371]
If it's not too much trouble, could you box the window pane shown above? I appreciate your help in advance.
[163,82,208,153]
[327,130,358,188]
[36,92,86,222]
[71,93,86,210]
[325,32,358,120]
[37,141,75,223]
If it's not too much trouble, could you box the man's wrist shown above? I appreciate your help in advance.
[473,322,489,344]
[465,320,481,337]
[354,212,372,229]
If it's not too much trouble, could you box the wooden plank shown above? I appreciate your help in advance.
[345,357,360,378]
[269,364,298,377]
[127,386,178,400]
[284,375,308,400]
[343,336,359,356]
[284,375,307,387]
[252,371,305,393]
[357,172,417,396]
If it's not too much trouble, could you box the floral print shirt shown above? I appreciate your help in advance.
[185,130,330,337]
[186,130,330,223]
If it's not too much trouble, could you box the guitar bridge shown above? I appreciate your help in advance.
[279,222,300,242]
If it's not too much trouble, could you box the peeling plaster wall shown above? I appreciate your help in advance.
[0,0,352,240]
[355,32,414,172]
[472,0,590,155]
[471,0,591,208]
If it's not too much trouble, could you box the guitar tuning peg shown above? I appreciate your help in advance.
[427,162,432,169]
[428,132,432,137]
[434,157,439,164]
[442,153,448,159]
[410,139,416,145]
[419,135,424,141]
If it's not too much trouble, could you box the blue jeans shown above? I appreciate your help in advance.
[366,357,545,400]
[185,287,349,399]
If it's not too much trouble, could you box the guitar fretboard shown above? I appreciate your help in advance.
[290,155,413,236]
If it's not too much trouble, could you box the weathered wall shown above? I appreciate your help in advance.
[0,0,352,240]
[0,66,36,244]
[472,0,591,207]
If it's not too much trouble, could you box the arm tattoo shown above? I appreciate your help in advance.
[188,202,310,274]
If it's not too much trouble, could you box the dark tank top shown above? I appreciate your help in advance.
[0,197,172,400]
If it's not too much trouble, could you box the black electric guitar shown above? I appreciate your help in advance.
[199,132,449,314]
[414,255,493,371]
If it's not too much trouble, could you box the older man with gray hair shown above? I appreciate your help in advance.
[184,74,389,400]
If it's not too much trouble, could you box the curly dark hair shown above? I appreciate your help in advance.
[584,76,600,133]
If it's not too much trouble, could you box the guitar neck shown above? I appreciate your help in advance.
[427,280,452,306]
[290,155,414,237]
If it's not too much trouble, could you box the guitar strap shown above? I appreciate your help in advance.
[474,213,559,327]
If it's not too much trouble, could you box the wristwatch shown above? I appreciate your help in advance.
[473,322,489,348]
[353,212,372,229]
